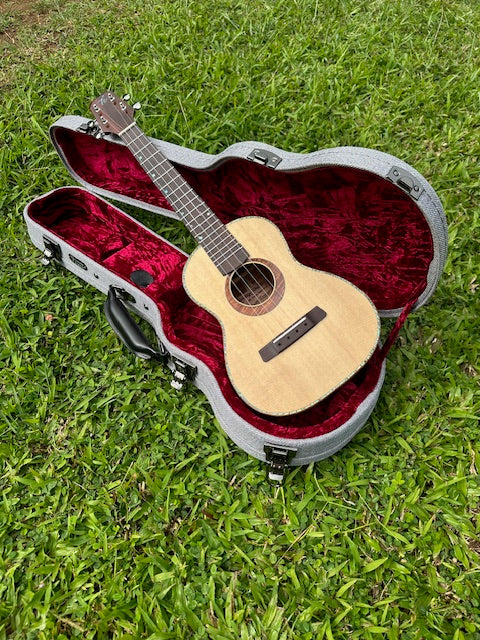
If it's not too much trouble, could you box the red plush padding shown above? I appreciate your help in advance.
[28,129,434,438]
[54,129,434,311]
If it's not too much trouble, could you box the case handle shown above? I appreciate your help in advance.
[104,286,168,362]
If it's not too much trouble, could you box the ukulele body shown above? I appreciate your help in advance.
[28,112,446,471]
[183,216,380,416]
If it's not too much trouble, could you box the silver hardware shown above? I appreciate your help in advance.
[41,248,53,266]
[122,94,131,101]
[41,238,61,266]
[264,445,296,484]
[132,102,141,111]
[68,254,88,271]
[170,357,197,390]
[171,371,187,390]
[387,166,424,201]
[77,120,102,137]
[247,148,282,169]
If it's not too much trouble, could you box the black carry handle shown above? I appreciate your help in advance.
[104,286,168,362]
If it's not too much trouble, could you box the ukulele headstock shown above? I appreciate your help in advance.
[89,91,136,135]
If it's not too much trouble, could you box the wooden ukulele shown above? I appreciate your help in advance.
[90,91,380,416]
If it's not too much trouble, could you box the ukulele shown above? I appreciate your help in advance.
[90,91,380,416]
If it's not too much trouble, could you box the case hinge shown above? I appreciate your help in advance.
[247,148,282,169]
[387,166,424,201]
[41,237,62,266]
[264,445,297,484]
[170,357,197,390]
[77,119,104,138]
[112,286,136,304]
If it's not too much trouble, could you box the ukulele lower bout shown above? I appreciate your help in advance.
[183,216,380,416]
[89,91,379,414]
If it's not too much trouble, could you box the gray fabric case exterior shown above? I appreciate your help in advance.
[23,116,448,468]
[50,116,448,317]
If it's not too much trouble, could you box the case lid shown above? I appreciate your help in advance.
[50,115,447,317]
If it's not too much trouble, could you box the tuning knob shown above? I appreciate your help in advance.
[122,93,131,101]
[133,102,141,111]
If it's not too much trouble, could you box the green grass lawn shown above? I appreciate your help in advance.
[1,0,479,638]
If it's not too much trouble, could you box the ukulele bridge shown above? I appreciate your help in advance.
[259,306,327,362]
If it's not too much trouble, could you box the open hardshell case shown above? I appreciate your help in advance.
[24,115,447,481]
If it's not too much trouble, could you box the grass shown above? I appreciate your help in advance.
[0,0,479,637]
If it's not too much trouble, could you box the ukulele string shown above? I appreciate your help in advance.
[194,224,274,311]
[229,268,265,309]
[227,262,290,336]
[229,262,275,310]
[222,252,271,308]
[123,127,286,326]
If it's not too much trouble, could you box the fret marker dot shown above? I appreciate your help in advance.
[138,155,143,160]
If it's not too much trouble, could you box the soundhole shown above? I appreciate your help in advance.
[230,261,275,307]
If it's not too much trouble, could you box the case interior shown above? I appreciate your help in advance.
[28,129,435,439]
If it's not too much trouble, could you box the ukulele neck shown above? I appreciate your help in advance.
[120,123,248,275]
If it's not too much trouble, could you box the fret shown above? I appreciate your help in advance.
[121,124,249,274]
[204,239,239,262]
[193,226,235,255]
[186,220,218,238]
[132,140,152,157]
[198,226,234,249]
[204,237,240,262]
[176,193,198,208]
[183,201,210,216]
[190,217,221,238]
[153,164,181,184]
[162,181,193,199]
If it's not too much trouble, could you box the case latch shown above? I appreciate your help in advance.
[171,357,197,390]
[247,148,282,169]
[387,166,424,201]
[264,445,297,484]
[41,237,62,266]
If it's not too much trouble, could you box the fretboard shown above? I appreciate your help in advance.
[121,123,248,275]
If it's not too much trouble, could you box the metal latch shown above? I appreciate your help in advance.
[247,148,282,169]
[170,357,197,390]
[264,445,296,484]
[41,237,62,266]
[77,119,103,138]
[387,166,424,201]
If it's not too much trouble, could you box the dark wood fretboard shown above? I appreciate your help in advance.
[121,124,249,275]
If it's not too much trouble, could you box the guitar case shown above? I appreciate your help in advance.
[24,114,448,482]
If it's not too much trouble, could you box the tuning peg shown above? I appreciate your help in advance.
[122,94,131,101]
[133,102,141,111]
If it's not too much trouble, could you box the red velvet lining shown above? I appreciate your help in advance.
[29,185,427,439]
[54,129,434,311]
[30,129,434,438]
